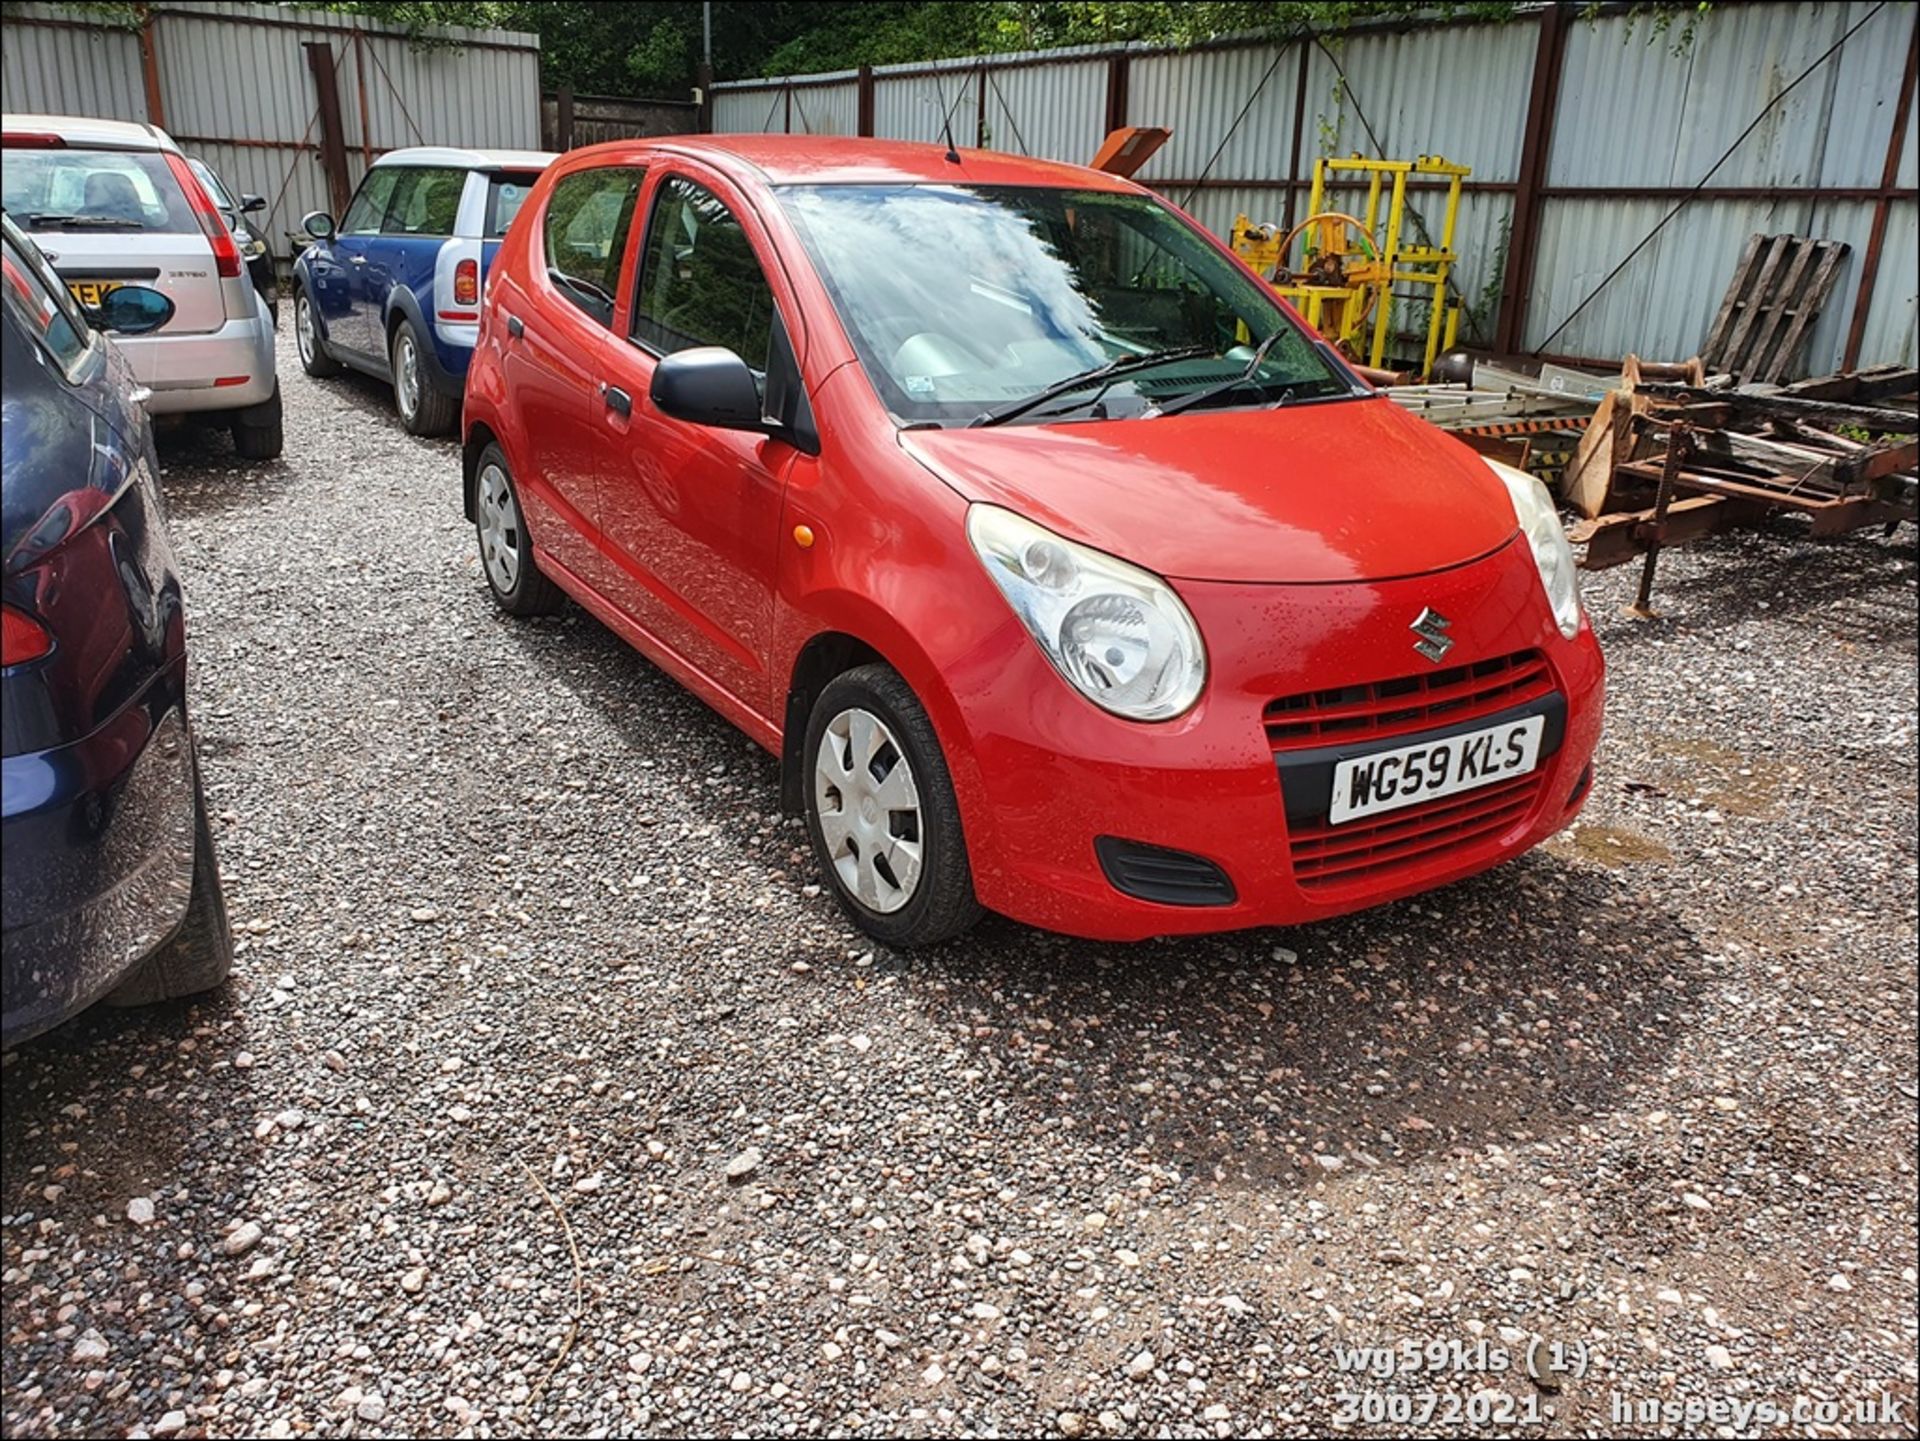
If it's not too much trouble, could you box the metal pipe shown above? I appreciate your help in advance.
[1631,426,1690,617]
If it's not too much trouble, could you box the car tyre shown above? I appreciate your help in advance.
[294,286,341,377]
[230,382,283,461]
[105,760,234,1009]
[392,321,457,437]
[474,442,563,616]
[803,664,982,948]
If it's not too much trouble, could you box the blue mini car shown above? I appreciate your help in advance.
[291,146,555,435]
[1,213,232,1049]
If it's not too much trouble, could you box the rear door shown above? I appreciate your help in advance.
[0,145,225,333]
[324,166,399,355]
[496,162,647,587]
[365,165,465,356]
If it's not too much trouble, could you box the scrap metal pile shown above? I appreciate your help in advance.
[1566,367,1917,605]
[1385,360,1917,608]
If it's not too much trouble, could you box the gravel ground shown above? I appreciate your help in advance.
[3,328,1916,1439]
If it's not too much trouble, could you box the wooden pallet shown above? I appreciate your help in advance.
[1700,234,1851,385]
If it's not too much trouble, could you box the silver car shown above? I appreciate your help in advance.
[1,113,281,459]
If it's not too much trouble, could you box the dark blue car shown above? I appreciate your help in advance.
[291,146,553,437]
[1,212,231,1050]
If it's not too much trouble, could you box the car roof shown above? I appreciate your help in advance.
[373,146,558,172]
[564,134,1137,192]
[1,113,178,153]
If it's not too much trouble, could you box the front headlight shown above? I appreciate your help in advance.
[1487,460,1582,639]
[966,504,1206,721]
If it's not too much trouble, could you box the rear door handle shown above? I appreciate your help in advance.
[505,314,524,340]
[599,381,631,417]
[348,255,367,266]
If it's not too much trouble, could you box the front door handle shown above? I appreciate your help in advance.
[599,381,631,418]
[505,314,524,340]
[348,255,368,266]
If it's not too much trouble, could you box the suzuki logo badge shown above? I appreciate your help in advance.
[1410,607,1455,663]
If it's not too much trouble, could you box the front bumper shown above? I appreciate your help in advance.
[119,308,277,415]
[943,538,1605,941]
[1,674,197,1048]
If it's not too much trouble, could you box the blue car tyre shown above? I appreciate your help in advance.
[294,286,342,379]
[392,320,457,437]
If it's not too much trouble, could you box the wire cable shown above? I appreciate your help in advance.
[1531,0,1888,355]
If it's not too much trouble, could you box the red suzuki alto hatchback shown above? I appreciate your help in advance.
[461,136,1603,946]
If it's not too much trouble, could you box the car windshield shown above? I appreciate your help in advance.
[2,149,197,234]
[777,183,1353,427]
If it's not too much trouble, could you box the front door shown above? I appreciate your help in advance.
[595,171,793,720]
[326,166,397,356]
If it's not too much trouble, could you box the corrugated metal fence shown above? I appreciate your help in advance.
[713,2,1919,373]
[2,2,541,268]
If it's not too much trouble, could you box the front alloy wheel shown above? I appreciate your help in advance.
[814,707,924,913]
[802,665,982,947]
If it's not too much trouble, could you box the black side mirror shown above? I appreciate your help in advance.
[240,193,267,214]
[93,284,175,336]
[650,346,764,432]
[301,211,336,240]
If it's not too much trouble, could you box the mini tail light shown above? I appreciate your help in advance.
[454,258,479,306]
[1,605,52,666]
[2,131,66,148]
[163,151,243,279]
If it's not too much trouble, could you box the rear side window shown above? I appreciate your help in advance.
[486,172,541,239]
[632,176,773,374]
[1,220,93,378]
[381,167,465,237]
[187,157,235,215]
[542,166,645,327]
[1,149,195,235]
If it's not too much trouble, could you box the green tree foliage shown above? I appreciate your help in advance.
[233,1,1701,93]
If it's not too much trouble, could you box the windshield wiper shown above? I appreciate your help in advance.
[27,213,143,231]
[969,344,1213,428]
[1147,330,1297,418]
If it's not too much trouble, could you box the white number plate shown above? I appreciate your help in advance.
[1328,715,1546,826]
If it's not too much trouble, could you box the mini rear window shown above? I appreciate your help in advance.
[485,172,542,239]
[1,149,196,235]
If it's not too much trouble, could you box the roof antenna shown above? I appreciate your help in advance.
[941,103,961,164]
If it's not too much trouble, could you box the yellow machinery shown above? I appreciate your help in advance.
[1232,153,1469,376]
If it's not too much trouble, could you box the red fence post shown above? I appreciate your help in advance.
[304,41,352,216]
[1104,53,1130,137]
[1844,10,1918,370]
[138,9,166,126]
[1495,3,1569,355]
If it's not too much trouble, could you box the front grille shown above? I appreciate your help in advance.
[1264,650,1554,750]
[1288,771,1544,889]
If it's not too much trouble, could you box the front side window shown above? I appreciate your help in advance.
[340,167,399,235]
[541,166,645,327]
[0,216,93,378]
[381,167,465,237]
[632,176,773,374]
[1,149,196,235]
[778,183,1349,426]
